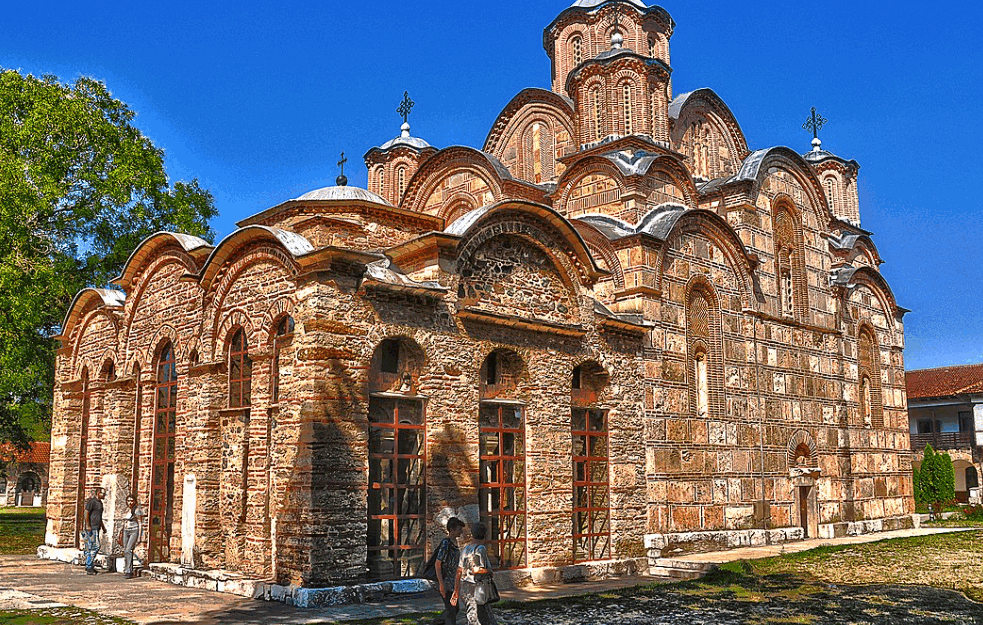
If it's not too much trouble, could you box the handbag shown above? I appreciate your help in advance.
[474,573,500,605]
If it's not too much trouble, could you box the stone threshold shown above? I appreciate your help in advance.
[37,545,142,575]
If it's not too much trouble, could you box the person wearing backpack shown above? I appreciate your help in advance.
[432,517,465,625]
[451,522,499,625]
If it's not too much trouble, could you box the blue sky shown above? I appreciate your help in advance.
[3,1,981,370]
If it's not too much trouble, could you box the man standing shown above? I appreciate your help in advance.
[82,487,106,575]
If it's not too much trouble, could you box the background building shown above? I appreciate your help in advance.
[45,0,913,589]
[1,442,50,507]
[906,364,983,503]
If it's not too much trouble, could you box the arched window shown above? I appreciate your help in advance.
[648,36,656,57]
[271,316,294,404]
[532,123,543,183]
[687,286,718,419]
[397,166,406,199]
[860,375,873,427]
[694,348,709,418]
[479,350,526,569]
[572,362,610,563]
[377,166,385,196]
[622,84,633,136]
[857,328,883,428]
[150,342,177,563]
[367,339,426,580]
[824,177,838,213]
[773,204,806,320]
[75,368,91,546]
[572,35,582,66]
[131,363,143,495]
[228,328,251,409]
[591,88,604,142]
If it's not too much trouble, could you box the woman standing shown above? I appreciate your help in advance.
[120,495,145,579]
[451,522,498,625]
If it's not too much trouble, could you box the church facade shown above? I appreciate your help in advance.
[46,0,913,588]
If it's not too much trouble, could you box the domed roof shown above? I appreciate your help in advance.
[377,135,432,151]
[295,185,392,206]
[571,0,647,8]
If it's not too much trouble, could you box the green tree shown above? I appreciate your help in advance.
[917,445,956,515]
[0,70,217,447]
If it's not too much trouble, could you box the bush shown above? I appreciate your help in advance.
[963,505,983,521]
[915,445,956,513]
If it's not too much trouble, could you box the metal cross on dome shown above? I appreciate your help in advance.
[397,91,415,124]
[802,107,828,140]
[337,151,347,176]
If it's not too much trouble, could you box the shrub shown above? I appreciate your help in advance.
[917,445,955,513]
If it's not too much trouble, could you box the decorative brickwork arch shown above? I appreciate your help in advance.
[215,309,256,361]
[450,201,605,289]
[438,191,482,223]
[70,309,122,377]
[400,147,507,215]
[555,156,628,217]
[641,155,701,208]
[144,325,181,371]
[262,298,297,344]
[653,209,758,311]
[483,88,576,184]
[571,220,627,290]
[685,275,724,420]
[845,266,903,334]
[787,430,818,469]
[856,322,885,429]
[113,232,211,292]
[737,147,832,228]
[366,336,426,395]
[669,88,750,177]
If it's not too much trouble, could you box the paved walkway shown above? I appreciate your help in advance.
[0,526,973,624]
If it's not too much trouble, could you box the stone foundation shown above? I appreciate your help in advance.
[645,515,917,565]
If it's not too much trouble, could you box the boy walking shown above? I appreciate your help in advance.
[434,517,465,625]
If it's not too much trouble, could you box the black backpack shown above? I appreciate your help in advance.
[418,540,443,581]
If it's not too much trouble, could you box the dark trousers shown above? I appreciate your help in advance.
[439,585,458,625]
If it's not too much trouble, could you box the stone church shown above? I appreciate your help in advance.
[45,0,913,590]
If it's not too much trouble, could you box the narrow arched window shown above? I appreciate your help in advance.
[860,375,873,427]
[378,167,385,196]
[825,177,838,212]
[131,363,143,495]
[572,36,582,66]
[591,88,604,142]
[271,316,294,404]
[622,84,633,135]
[75,368,91,547]
[228,328,251,409]
[648,36,656,57]
[532,123,543,183]
[150,342,178,563]
[397,166,406,199]
[694,349,709,418]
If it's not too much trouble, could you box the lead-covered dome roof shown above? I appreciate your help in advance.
[295,185,392,206]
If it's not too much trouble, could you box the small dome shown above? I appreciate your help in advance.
[295,185,392,206]
[377,135,432,151]
[571,0,647,8]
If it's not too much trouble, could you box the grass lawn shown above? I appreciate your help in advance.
[728,528,983,602]
[0,607,133,624]
[0,507,46,555]
[344,529,983,625]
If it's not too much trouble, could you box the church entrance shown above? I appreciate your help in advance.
[798,486,811,538]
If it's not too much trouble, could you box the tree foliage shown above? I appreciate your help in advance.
[914,445,955,510]
[0,69,217,447]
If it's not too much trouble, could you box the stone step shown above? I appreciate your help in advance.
[650,559,717,581]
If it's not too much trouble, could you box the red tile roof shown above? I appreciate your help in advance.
[0,441,50,464]
[906,364,983,400]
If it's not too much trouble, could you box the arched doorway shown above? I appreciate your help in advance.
[16,471,41,507]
